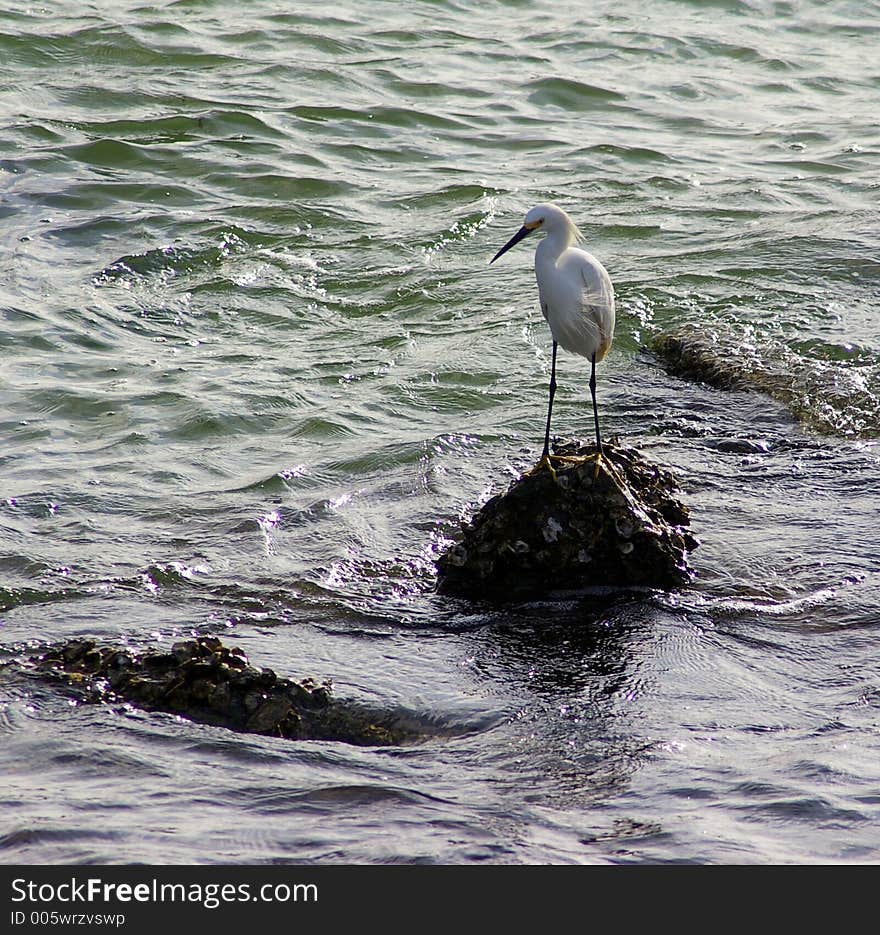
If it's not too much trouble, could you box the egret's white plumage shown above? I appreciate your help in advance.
[490,202,615,471]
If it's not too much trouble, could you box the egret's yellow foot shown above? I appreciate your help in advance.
[525,452,557,481]
[550,451,603,479]
[551,453,601,465]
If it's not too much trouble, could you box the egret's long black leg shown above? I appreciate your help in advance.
[589,351,602,454]
[542,341,558,459]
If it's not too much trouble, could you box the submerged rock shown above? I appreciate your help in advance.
[651,328,880,438]
[651,331,750,392]
[30,636,419,746]
[436,440,697,602]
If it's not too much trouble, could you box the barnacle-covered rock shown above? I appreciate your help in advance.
[436,439,697,602]
[30,636,417,746]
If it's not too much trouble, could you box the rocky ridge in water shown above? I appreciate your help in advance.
[25,636,422,746]
[651,328,880,438]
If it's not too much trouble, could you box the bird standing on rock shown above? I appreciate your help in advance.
[490,203,615,477]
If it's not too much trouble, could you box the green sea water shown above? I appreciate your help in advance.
[1,0,879,864]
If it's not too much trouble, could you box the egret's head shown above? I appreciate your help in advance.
[523,204,550,230]
[526,203,582,240]
[490,202,581,264]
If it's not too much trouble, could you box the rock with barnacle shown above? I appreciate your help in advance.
[28,636,418,746]
[435,439,698,601]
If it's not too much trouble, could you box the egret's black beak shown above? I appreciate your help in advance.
[490,225,533,264]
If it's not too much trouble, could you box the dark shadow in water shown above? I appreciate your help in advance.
[475,590,648,699]
[461,592,671,855]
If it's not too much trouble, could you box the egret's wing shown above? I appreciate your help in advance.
[579,261,615,360]
[579,260,614,309]
[538,248,616,360]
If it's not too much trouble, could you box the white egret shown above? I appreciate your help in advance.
[490,202,615,476]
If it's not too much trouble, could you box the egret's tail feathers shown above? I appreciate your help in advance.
[553,307,613,361]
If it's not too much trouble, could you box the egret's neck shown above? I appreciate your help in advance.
[535,226,574,264]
